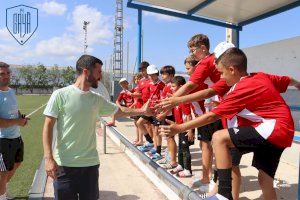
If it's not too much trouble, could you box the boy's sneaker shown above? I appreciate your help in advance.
[137,143,154,152]
[204,193,228,200]
[157,154,170,164]
[146,148,157,156]
[151,153,163,162]
[199,180,216,193]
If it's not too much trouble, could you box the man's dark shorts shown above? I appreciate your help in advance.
[0,137,24,171]
[228,126,284,178]
[54,165,99,200]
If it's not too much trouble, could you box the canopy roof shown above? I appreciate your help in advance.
[127,0,300,30]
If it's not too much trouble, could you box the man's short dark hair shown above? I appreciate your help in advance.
[188,34,210,50]
[139,61,149,71]
[219,48,247,72]
[171,76,186,86]
[76,55,103,75]
[0,62,10,69]
[160,65,175,75]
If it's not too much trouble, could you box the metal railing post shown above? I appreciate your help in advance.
[298,156,300,200]
[103,121,107,154]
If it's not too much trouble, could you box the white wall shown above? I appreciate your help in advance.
[243,36,300,80]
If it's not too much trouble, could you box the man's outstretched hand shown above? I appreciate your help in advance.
[142,100,154,116]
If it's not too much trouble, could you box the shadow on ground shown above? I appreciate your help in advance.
[99,190,140,200]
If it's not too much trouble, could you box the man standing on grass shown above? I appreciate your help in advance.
[0,62,29,200]
[43,55,152,200]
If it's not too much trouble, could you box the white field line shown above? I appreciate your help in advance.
[26,103,47,118]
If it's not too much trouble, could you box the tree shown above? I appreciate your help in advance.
[48,65,62,88]
[10,68,21,94]
[19,66,36,93]
[35,64,48,89]
[61,66,76,86]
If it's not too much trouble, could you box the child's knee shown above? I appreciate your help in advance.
[212,129,230,146]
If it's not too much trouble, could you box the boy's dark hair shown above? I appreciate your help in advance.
[139,61,150,71]
[0,62,10,68]
[188,34,210,50]
[219,48,247,72]
[76,55,103,75]
[184,56,198,67]
[160,65,175,75]
[171,76,186,86]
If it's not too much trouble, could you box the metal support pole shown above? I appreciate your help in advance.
[103,122,107,154]
[137,9,142,70]
[298,156,300,200]
[226,27,239,48]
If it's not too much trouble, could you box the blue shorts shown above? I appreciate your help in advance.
[54,165,99,200]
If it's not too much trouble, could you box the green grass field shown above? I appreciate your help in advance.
[8,95,50,199]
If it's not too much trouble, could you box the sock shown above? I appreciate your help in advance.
[213,169,218,183]
[156,145,161,155]
[218,168,233,200]
[144,134,153,143]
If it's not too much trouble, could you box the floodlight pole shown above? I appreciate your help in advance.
[83,21,90,54]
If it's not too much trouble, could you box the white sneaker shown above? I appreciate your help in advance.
[204,193,228,200]
[199,180,216,193]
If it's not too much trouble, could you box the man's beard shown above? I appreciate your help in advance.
[87,75,98,89]
[0,80,9,87]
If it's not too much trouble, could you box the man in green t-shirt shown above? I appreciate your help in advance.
[43,55,151,200]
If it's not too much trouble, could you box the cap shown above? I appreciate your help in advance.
[214,42,235,59]
[147,64,159,75]
[119,78,127,84]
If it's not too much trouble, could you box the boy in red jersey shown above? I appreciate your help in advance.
[129,73,144,144]
[108,78,134,126]
[157,65,176,168]
[168,34,222,189]
[139,65,165,161]
[160,48,299,200]
[170,76,194,177]
[134,61,154,147]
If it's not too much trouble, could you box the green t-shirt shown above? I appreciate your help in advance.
[43,85,118,167]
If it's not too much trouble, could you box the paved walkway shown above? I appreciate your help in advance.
[43,123,167,200]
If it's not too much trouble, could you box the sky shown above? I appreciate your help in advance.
[0,0,300,74]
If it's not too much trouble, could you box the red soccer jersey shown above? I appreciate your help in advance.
[211,72,293,148]
[117,90,134,107]
[162,82,173,99]
[162,83,173,116]
[210,79,231,97]
[173,103,192,124]
[149,80,165,108]
[137,77,151,104]
[133,86,143,108]
[190,83,208,115]
[189,54,220,85]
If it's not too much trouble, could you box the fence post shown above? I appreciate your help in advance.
[103,121,107,154]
